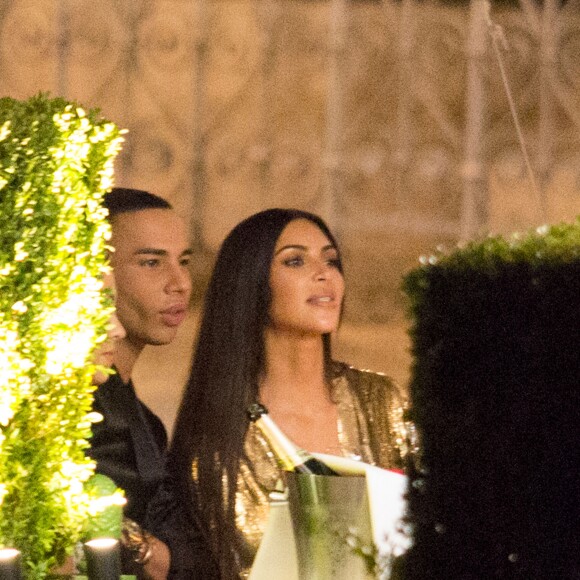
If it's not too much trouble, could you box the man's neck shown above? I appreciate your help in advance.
[113,337,144,384]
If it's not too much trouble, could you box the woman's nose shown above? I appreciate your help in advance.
[313,261,329,280]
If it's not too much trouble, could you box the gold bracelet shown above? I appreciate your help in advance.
[121,518,153,565]
[134,539,153,565]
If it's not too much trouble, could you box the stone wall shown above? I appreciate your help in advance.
[1,0,578,431]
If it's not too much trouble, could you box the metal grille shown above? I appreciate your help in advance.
[1,0,578,321]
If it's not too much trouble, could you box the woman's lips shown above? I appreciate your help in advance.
[160,306,187,327]
[307,294,336,306]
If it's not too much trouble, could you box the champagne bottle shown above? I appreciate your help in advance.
[247,402,339,476]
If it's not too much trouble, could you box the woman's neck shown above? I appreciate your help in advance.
[259,327,340,454]
[260,328,328,406]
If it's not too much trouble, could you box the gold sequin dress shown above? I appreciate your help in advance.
[235,361,413,577]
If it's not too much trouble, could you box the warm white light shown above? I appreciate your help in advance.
[0,548,20,561]
[84,538,118,550]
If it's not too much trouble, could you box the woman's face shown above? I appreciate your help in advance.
[268,219,344,336]
[92,274,127,385]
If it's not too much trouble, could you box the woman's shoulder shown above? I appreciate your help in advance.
[331,360,402,401]
[332,360,417,466]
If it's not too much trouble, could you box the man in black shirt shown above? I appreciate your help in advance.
[88,188,193,574]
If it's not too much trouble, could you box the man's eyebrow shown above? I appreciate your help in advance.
[135,248,167,256]
[275,243,336,255]
[134,248,195,257]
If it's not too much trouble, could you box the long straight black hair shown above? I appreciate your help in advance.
[168,208,343,578]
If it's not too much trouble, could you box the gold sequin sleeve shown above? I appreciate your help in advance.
[335,363,418,470]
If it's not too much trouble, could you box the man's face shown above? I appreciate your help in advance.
[109,208,193,349]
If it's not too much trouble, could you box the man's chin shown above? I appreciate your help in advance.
[92,369,109,385]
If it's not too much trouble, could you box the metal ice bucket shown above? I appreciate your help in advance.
[286,472,375,580]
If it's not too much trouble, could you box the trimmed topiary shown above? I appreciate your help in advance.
[402,219,580,579]
[0,94,124,578]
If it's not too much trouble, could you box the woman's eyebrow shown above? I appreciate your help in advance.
[274,244,306,255]
[274,243,336,255]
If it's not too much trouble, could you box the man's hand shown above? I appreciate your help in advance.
[122,517,170,579]
[143,537,170,580]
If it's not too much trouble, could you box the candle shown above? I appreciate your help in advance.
[0,549,22,580]
[83,538,121,580]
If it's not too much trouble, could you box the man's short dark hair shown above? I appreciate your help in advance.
[104,187,172,218]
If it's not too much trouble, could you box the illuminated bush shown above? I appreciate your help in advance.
[0,94,124,578]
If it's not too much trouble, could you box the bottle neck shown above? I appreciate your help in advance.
[253,413,310,471]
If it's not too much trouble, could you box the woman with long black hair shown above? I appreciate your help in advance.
[151,208,413,579]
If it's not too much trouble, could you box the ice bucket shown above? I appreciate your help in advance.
[286,472,375,580]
